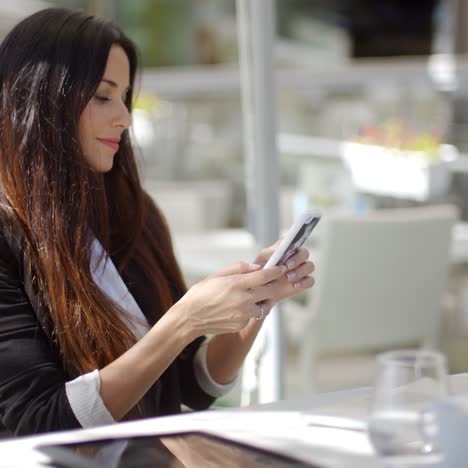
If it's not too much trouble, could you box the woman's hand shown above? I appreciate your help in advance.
[172,262,287,339]
[253,242,315,307]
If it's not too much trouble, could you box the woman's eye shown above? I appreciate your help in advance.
[94,95,110,102]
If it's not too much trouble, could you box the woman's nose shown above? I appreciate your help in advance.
[113,101,132,129]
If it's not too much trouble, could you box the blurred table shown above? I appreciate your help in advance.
[173,229,258,283]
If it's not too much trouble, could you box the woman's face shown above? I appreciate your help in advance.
[78,44,132,173]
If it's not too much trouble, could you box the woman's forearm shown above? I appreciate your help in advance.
[99,302,192,420]
[206,318,263,385]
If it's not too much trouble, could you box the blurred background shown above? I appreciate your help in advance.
[10,0,468,404]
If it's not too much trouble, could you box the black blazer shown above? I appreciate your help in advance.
[0,224,214,436]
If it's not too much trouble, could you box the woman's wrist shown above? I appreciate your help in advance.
[206,317,264,385]
[162,300,199,345]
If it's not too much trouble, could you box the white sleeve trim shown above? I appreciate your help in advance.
[193,338,238,398]
[65,369,116,428]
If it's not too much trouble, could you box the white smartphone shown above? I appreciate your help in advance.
[263,210,321,269]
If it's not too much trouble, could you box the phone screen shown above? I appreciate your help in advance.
[277,216,320,265]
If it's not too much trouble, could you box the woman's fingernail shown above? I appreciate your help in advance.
[250,263,262,270]
[293,281,301,288]
[286,259,295,270]
[280,265,288,273]
[287,271,296,280]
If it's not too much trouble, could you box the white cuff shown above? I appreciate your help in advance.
[193,338,238,398]
[65,369,116,428]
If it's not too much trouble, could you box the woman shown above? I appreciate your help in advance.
[0,8,314,436]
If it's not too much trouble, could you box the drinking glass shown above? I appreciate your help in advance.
[368,349,449,457]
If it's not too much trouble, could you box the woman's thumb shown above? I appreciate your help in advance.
[211,262,261,278]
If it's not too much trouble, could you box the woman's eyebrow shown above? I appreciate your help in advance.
[101,78,130,93]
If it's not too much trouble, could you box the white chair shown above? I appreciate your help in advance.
[284,204,458,394]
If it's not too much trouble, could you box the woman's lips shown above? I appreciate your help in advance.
[97,138,119,152]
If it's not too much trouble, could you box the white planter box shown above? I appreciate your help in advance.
[342,142,456,201]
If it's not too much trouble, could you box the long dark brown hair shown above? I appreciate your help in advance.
[0,8,187,376]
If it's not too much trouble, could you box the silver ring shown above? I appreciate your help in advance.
[255,304,265,321]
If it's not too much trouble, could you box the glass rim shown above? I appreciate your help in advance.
[376,349,447,367]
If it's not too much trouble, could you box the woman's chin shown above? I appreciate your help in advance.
[87,155,115,173]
